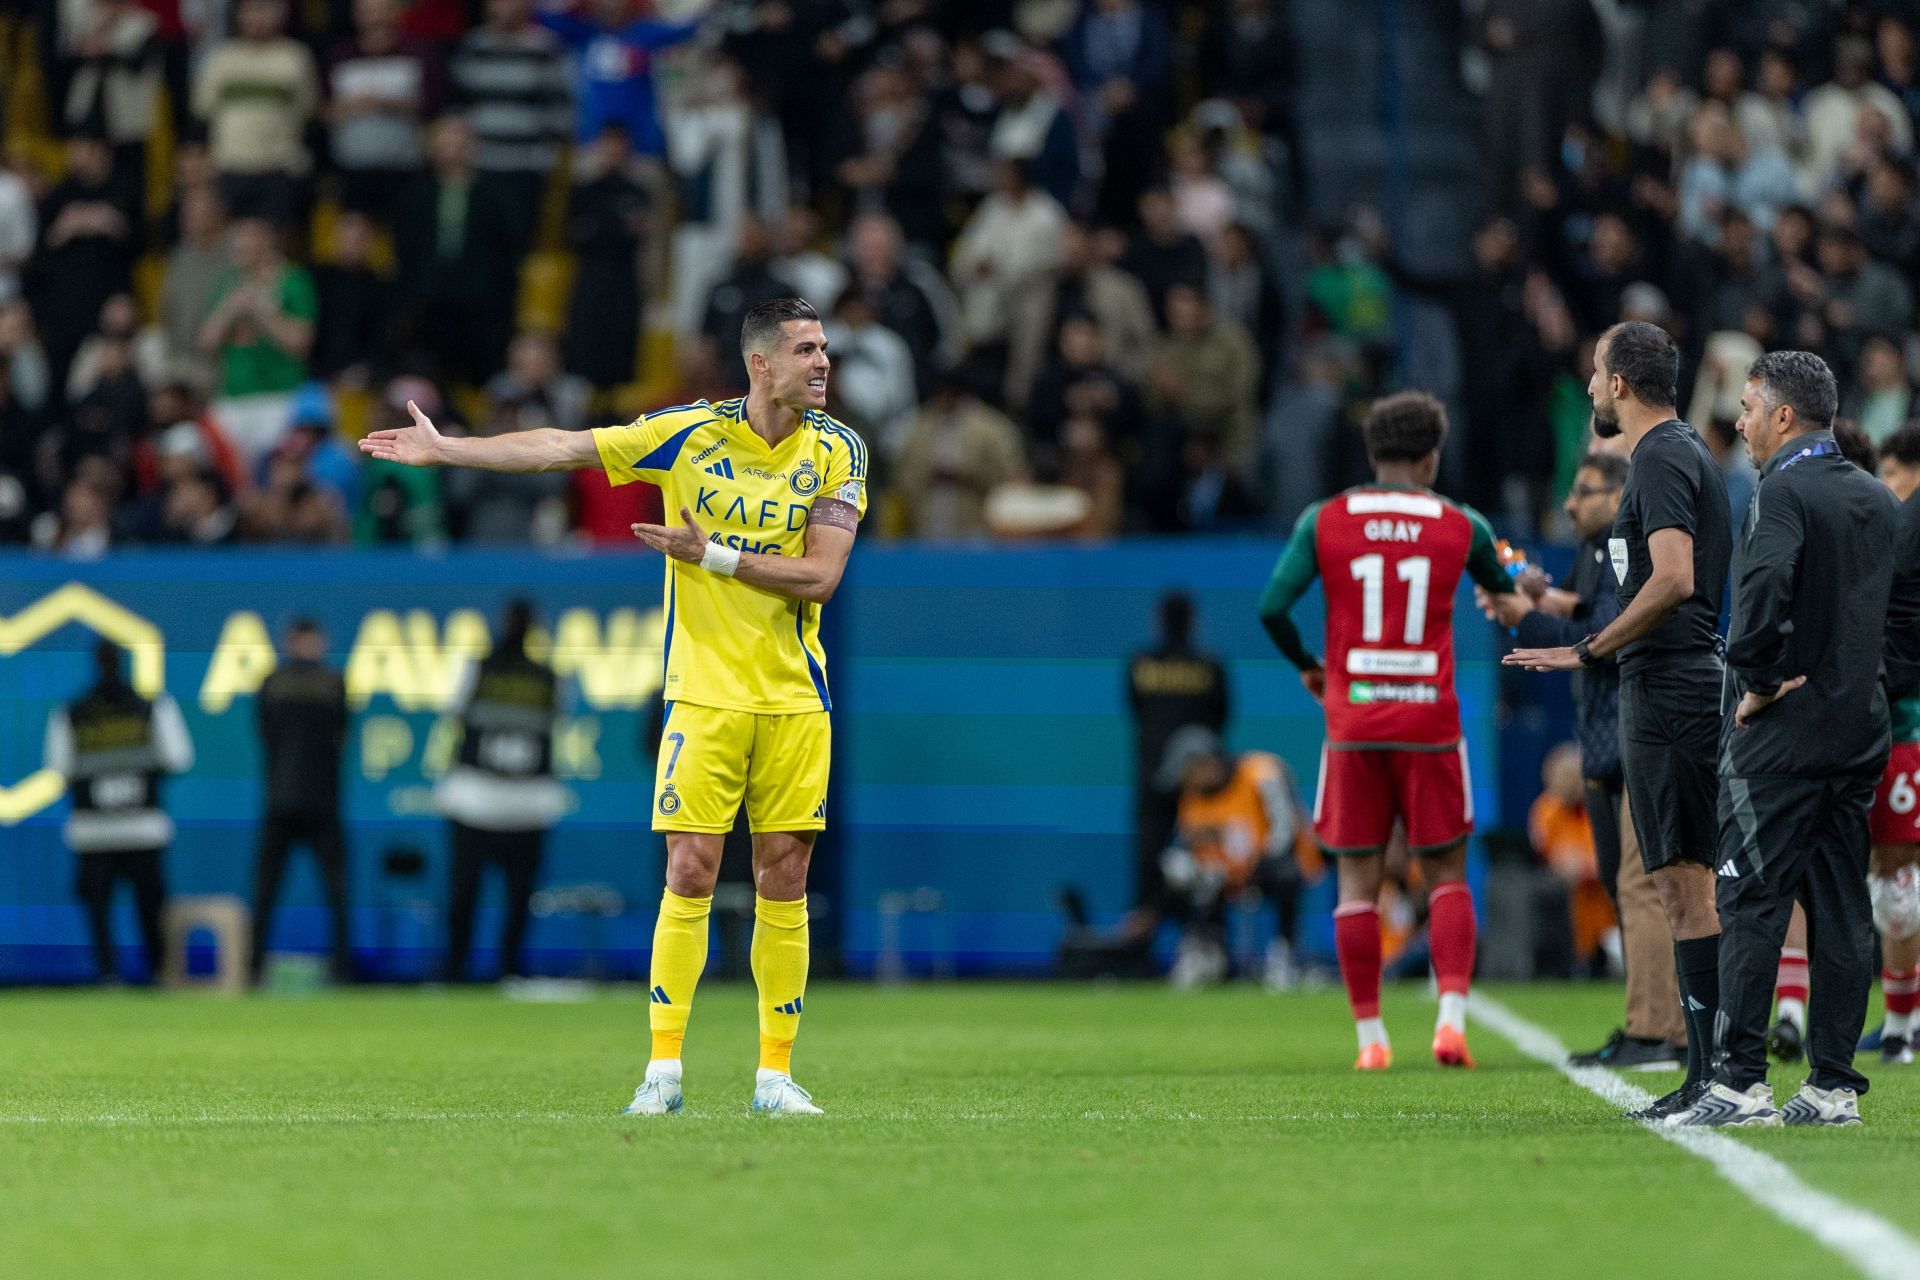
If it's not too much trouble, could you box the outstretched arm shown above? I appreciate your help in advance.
[633,500,859,605]
[358,400,600,472]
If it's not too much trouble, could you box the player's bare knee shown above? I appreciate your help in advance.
[1417,842,1468,885]
[752,831,815,900]
[1336,854,1385,905]
[663,835,723,898]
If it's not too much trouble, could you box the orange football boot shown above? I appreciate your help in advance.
[1432,1025,1476,1068]
[1354,1042,1392,1071]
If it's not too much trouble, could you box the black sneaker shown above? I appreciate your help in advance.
[1767,1016,1805,1063]
[1627,1079,1708,1122]
[1567,1029,1627,1067]
[1882,1034,1914,1065]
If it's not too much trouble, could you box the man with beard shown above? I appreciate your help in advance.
[1508,321,1734,1120]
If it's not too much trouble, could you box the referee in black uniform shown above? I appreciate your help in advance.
[1507,321,1733,1120]
[251,617,352,983]
[1667,352,1920,1127]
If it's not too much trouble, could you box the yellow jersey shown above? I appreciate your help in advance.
[592,397,867,714]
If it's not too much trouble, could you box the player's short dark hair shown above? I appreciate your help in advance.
[1832,418,1877,472]
[741,297,820,356]
[1882,423,1920,468]
[1599,321,1679,408]
[1576,452,1629,489]
[1747,349,1838,431]
[288,615,323,637]
[1362,391,1447,463]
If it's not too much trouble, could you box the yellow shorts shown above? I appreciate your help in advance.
[653,703,832,833]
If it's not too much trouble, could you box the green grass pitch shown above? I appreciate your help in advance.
[2,982,1913,1279]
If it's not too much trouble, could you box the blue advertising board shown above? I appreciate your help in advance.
[0,544,1502,981]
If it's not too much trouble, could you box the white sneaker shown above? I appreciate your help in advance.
[1262,940,1300,992]
[1780,1081,1863,1127]
[622,1074,684,1116]
[1663,1081,1782,1128]
[750,1072,823,1116]
[1169,934,1227,990]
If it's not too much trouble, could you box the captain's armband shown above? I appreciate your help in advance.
[808,496,860,532]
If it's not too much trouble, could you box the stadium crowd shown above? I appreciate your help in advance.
[0,0,1294,549]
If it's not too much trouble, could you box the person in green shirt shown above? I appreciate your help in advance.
[198,216,316,401]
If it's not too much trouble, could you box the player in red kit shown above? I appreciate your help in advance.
[1258,392,1516,1070]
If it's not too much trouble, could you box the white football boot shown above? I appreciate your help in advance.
[622,1068,684,1116]
[750,1071,823,1116]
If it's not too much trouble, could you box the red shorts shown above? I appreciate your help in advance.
[1871,741,1920,846]
[1313,743,1472,855]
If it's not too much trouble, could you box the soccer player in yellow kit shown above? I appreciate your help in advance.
[360,298,864,1116]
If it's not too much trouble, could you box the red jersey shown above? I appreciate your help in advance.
[1259,486,1512,748]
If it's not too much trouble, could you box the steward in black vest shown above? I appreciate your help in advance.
[437,600,565,981]
[44,640,194,983]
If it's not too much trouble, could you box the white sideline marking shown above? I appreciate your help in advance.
[1473,994,1920,1280]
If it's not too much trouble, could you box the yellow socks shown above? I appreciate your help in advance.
[648,889,711,1063]
[751,895,810,1075]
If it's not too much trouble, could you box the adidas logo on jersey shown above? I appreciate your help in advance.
[1718,860,1739,877]
[704,458,735,479]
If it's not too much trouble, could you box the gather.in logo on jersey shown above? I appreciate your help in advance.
[789,461,822,497]
[658,783,681,816]
[1346,648,1441,677]
[1349,681,1439,705]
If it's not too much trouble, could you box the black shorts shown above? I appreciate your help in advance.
[1619,658,1724,873]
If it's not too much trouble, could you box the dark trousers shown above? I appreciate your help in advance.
[1133,779,1180,908]
[74,847,166,982]
[1715,768,1880,1094]
[1166,857,1307,948]
[444,822,545,981]
[251,811,351,981]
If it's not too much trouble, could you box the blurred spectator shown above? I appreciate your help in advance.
[984,34,1080,211]
[699,214,791,393]
[52,475,116,557]
[0,299,52,414]
[1055,412,1123,538]
[192,0,320,226]
[281,383,360,507]
[0,149,35,307]
[1813,223,1912,387]
[825,289,916,448]
[444,398,570,543]
[770,206,844,313]
[1062,0,1171,223]
[1124,186,1209,325]
[1202,0,1294,150]
[450,0,573,252]
[563,124,650,390]
[719,0,874,194]
[1007,220,1154,413]
[664,53,788,331]
[1209,221,1283,392]
[130,380,243,499]
[1802,36,1911,195]
[537,0,702,160]
[1155,427,1260,533]
[930,35,998,204]
[393,115,520,386]
[1676,101,1797,244]
[163,468,239,543]
[1155,726,1316,990]
[311,210,394,386]
[844,210,955,393]
[1852,334,1911,443]
[0,364,37,542]
[242,436,351,543]
[156,184,231,388]
[61,0,162,201]
[1856,155,1920,279]
[486,330,591,435]
[949,157,1067,358]
[834,57,948,252]
[199,217,317,460]
[1026,313,1142,453]
[325,0,445,226]
[1144,282,1259,473]
[1528,742,1614,978]
[66,292,164,402]
[894,368,1027,539]
[32,133,137,396]
[1476,0,1603,209]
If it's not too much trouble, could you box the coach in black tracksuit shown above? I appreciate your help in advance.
[1706,351,1920,1118]
[437,601,564,982]
[252,618,352,983]
[1127,592,1229,909]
